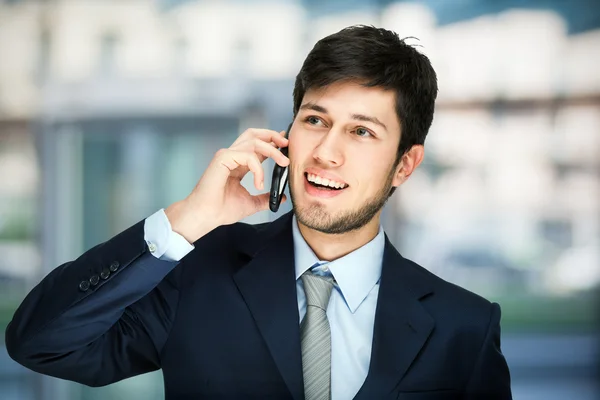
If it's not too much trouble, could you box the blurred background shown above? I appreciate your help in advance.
[0,0,599,399]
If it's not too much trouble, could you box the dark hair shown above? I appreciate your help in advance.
[293,25,438,194]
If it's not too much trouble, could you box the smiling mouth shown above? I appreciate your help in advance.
[304,173,348,191]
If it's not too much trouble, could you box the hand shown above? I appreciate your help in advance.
[165,128,290,243]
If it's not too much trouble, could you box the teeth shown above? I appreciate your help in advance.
[307,173,347,189]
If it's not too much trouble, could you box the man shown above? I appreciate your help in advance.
[6,25,512,399]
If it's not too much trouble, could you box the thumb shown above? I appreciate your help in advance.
[252,192,272,212]
[253,193,287,212]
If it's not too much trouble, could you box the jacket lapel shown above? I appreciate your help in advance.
[355,236,435,399]
[232,212,304,400]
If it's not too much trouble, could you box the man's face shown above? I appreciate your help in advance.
[288,81,403,234]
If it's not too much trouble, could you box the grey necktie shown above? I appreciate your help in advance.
[300,271,334,400]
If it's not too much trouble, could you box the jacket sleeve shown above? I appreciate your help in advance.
[4,220,183,387]
[464,302,513,399]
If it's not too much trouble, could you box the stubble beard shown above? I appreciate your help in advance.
[290,164,397,235]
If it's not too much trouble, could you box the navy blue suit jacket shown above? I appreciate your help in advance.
[6,211,511,399]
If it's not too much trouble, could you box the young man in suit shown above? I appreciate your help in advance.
[6,26,512,399]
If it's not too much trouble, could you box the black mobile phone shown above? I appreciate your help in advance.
[269,124,292,212]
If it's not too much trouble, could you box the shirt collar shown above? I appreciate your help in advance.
[292,215,384,313]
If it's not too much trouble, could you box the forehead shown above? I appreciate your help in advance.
[301,81,399,128]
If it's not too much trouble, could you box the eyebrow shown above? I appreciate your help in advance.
[350,113,388,131]
[299,102,327,114]
[299,102,388,131]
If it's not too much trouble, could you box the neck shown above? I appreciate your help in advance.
[297,213,382,261]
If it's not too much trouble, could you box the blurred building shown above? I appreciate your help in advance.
[1,0,598,292]
[0,0,599,399]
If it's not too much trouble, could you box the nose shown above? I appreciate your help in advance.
[312,129,344,167]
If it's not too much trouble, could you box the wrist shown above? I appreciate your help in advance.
[165,200,216,244]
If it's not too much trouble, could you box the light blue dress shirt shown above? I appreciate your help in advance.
[292,215,384,400]
[144,209,194,261]
[144,209,385,400]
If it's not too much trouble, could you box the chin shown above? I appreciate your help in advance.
[292,186,389,235]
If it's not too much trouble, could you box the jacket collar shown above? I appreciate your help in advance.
[233,211,435,399]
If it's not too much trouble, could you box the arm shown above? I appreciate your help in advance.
[464,302,512,399]
[5,128,290,386]
[5,211,192,387]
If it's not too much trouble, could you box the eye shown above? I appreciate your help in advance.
[305,116,323,126]
[355,127,372,137]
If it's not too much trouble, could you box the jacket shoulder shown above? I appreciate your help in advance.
[184,216,282,263]
[402,256,497,321]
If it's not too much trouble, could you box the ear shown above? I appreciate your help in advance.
[391,145,425,187]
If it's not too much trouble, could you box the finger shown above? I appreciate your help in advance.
[274,131,289,147]
[217,149,264,189]
[248,156,264,190]
[231,151,264,190]
[253,129,289,147]
[267,132,287,148]
[239,134,289,152]
[251,139,290,166]
[233,128,288,147]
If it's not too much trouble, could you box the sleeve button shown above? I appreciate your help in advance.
[79,280,90,291]
[89,275,99,286]
[109,261,119,272]
[100,268,111,280]
[148,242,157,253]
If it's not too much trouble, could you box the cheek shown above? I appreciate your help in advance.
[355,156,394,189]
[288,139,311,167]
[287,145,305,182]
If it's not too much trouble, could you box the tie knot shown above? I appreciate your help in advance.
[302,271,334,310]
